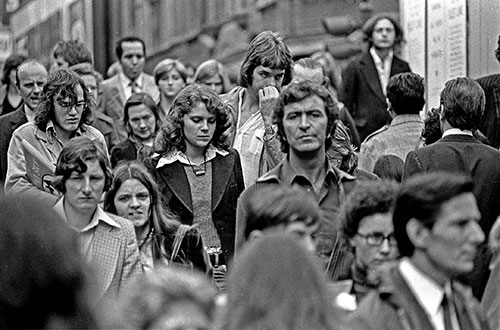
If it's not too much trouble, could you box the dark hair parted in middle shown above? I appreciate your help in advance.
[362,13,404,48]
[54,137,113,193]
[387,72,425,115]
[274,80,339,153]
[34,69,94,132]
[154,84,232,154]
[440,77,485,131]
[239,31,293,88]
[340,180,399,239]
[393,172,474,257]
[123,92,161,135]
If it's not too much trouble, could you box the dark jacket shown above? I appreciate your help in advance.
[110,137,152,168]
[404,134,500,298]
[340,51,411,142]
[0,106,27,185]
[476,73,500,148]
[144,148,244,262]
[345,265,490,330]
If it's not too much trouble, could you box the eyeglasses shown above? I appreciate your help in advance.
[56,99,86,112]
[356,232,397,247]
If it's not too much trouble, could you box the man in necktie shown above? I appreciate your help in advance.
[344,172,490,330]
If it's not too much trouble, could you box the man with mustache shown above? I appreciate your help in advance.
[345,172,489,330]
[4,69,107,205]
[221,30,293,187]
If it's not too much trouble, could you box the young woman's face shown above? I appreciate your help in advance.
[200,74,223,94]
[182,102,216,155]
[158,68,186,99]
[113,178,151,230]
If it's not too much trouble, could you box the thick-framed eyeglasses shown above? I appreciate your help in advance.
[56,99,86,112]
[356,232,397,247]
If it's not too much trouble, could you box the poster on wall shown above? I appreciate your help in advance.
[400,0,467,111]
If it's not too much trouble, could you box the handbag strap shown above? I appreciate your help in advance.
[170,224,190,263]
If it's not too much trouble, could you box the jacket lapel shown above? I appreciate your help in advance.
[10,108,27,130]
[390,56,408,76]
[211,153,234,210]
[91,224,120,300]
[359,52,385,103]
[158,162,193,213]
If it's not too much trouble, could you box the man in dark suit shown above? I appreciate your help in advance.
[101,36,159,140]
[345,172,489,330]
[404,77,500,299]
[0,60,48,186]
[340,13,411,144]
[476,34,500,148]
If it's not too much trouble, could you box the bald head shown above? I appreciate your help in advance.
[16,61,48,111]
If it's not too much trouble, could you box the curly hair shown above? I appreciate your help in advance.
[362,13,404,48]
[274,80,340,153]
[154,84,232,154]
[52,40,93,66]
[35,69,94,132]
[239,31,293,88]
[340,180,399,239]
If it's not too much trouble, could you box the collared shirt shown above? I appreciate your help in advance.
[399,258,460,330]
[370,47,393,96]
[54,198,121,261]
[442,128,473,137]
[119,71,144,100]
[156,144,229,169]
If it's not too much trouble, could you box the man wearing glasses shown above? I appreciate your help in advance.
[5,69,107,205]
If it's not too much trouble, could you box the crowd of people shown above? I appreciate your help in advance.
[1,11,500,330]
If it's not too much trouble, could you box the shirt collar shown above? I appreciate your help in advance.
[156,145,229,169]
[54,198,121,232]
[399,258,446,318]
[273,156,355,186]
[442,128,473,137]
[120,71,144,89]
[45,120,85,143]
[370,47,393,68]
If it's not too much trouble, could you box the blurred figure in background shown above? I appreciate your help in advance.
[372,154,404,182]
[50,39,93,73]
[0,53,26,115]
[0,194,97,329]
[154,58,188,123]
[114,266,218,330]
[70,62,120,151]
[104,161,211,273]
[220,234,339,330]
[193,59,233,95]
[110,93,160,167]
[102,36,159,140]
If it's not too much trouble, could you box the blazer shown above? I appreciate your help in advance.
[101,73,159,140]
[476,73,500,148]
[144,148,245,262]
[344,265,490,330]
[404,134,500,298]
[340,51,411,142]
[0,106,27,185]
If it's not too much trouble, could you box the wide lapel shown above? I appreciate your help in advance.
[91,224,120,301]
[157,162,193,213]
[10,108,27,131]
[211,152,234,211]
[359,52,385,103]
[390,56,408,76]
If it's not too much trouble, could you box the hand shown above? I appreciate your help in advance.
[258,85,280,122]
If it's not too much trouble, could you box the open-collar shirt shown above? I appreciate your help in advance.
[156,144,229,169]
[370,47,393,96]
